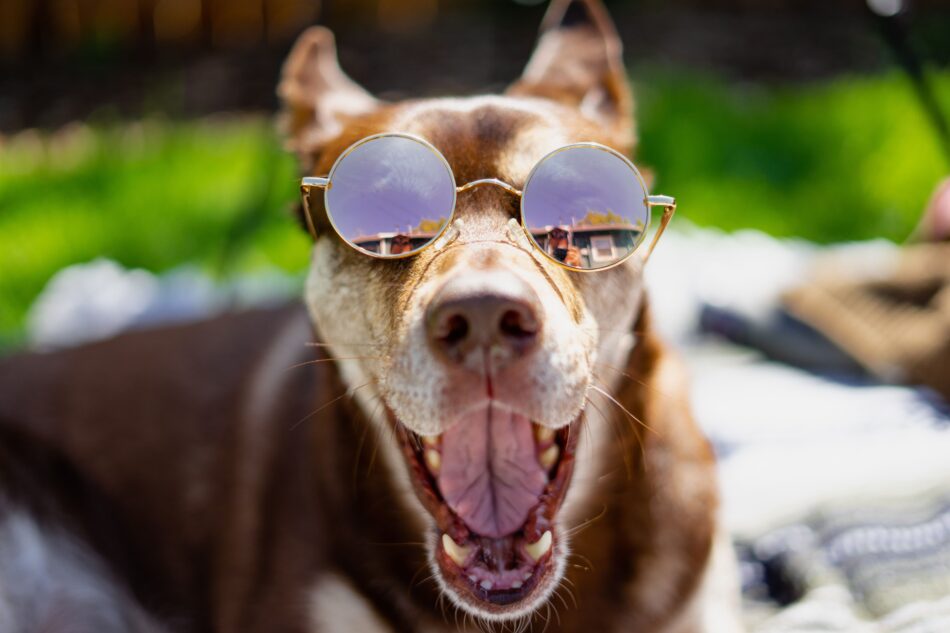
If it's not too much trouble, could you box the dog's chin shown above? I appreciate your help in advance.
[391,401,581,622]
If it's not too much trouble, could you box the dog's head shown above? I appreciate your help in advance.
[280,0,648,622]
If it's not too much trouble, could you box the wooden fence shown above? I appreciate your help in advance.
[0,0,324,60]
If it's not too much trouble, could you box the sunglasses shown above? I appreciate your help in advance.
[299,133,676,271]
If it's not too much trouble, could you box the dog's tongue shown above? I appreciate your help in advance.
[438,403,546,538]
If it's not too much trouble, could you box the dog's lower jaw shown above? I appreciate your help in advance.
[393,407,582,623]
[427,527,570,623]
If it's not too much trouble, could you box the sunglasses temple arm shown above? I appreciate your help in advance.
[300,177,330,240]
[642,197,676,264]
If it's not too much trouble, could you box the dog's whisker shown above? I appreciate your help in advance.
[564,504,608,539]
[289,381,370,431]
[585,395,635,481]
[596,326,652,337]
[305,341,386,349]
[580,408,595,458]
[367,540,427,547]
[364,396,388,480]
[553,584,574,613]
[285,355,386,372]
[591,377,653,470]
[349,391,387,485]
[408,562,433,593]
[365,398,403,482]
[589,383,659,437]
[559,583,578,609]
[548,590,563,627]
[594,360,689,405]
[352,415,372,491]
[569,552,595,574]
[592,373,658,472]
[539,603,552,633]
[593,372,652,449]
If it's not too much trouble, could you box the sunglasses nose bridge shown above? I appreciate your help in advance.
[455,178,523,198]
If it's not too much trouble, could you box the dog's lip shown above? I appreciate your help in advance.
[393,408,580,610]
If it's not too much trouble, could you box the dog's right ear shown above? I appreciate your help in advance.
[508,0,633,150]
[278,26,379,169]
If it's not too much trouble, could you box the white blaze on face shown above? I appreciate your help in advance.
[378,239,595,437]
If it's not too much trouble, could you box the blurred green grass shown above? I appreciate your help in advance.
[636,70,949,241]
[0,70,948,348]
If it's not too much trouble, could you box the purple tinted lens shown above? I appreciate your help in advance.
[326,135,455,256]
[522,146,649,270]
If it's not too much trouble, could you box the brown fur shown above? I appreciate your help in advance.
[0,302,717,632]
[0,1,730,631]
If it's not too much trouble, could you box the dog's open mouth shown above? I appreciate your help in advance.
[395,402,579,615]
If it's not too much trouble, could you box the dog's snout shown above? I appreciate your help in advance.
[427,273,542,368]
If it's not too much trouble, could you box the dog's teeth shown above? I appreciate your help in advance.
[468,575,478,584]
[539,445,559,470]
[480,580,493,590]
[422,434,440,446]
[425,449,441,473]
[535,425,555,443]
[512,580,523,589]
[525,531,552,562]
[442,533,471,566]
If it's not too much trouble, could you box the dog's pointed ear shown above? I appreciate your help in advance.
[278,26,379,168]
[507,0,633,149]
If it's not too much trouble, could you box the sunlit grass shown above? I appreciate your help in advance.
[0,70,948,347]
[0,117,308,347]
[635,69,949,241]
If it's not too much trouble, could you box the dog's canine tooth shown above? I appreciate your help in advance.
[479,579,493,590]
[422,434,440,446]
[525,530,552,562]
[534,425,555,443]
[442,533,472,566]
[511,580,523,589]
[539,445,559,470]
[425,449,441,473]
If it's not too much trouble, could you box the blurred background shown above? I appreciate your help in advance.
[2,0,950,629]
[1,0,949,350]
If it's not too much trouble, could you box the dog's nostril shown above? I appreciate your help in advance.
[426,273,543,366]
[442,314,470,346]
[499,308,537,340]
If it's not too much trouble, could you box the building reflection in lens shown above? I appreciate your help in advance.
[350,216,448,255]
[531,210,644,269]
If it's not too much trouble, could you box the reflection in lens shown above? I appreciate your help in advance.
[522,146,649,270]
[326,135,455,256]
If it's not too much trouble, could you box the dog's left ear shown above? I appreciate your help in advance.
[507,0,633,150]
[278,26,379,169]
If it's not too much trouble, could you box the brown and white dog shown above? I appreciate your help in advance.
[0,1,742,631]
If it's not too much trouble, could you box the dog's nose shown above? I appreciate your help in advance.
[427,273,542,368]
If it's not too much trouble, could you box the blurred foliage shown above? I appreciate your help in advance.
[1,69,948,347]
[636,69,949,240]
[0,117,306,348]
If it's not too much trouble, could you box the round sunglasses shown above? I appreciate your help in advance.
[299,133,676,271]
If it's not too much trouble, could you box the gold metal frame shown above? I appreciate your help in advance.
[299,133,676,271]
[302,133,457,260]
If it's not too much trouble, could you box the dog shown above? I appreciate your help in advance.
[0,0,742,631]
